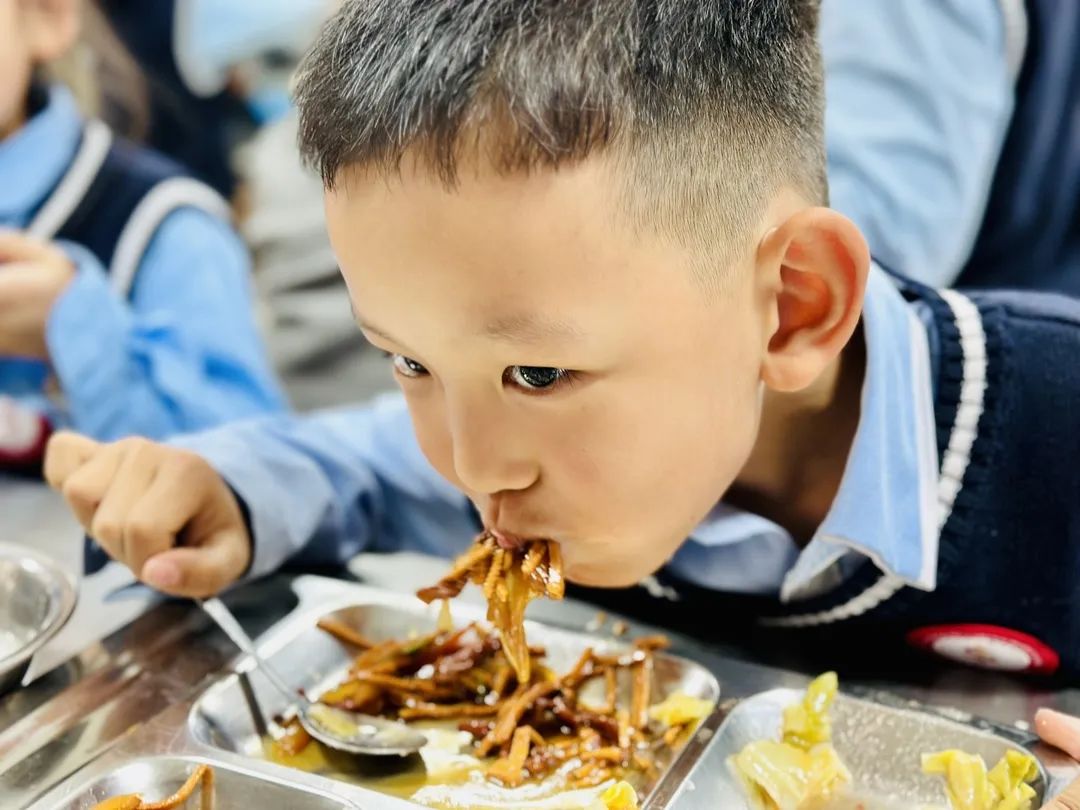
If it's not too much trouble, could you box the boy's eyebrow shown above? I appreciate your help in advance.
[482,313,585,344]
[355,309,584,346]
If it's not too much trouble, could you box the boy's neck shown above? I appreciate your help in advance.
[727,325,866,545]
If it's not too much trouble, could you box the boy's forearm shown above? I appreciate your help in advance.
[169,394,477,581]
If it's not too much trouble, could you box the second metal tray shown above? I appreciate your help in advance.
[41,755,354,810]
[699,688,1048,809]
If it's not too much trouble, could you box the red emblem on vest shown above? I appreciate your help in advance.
[907,625,1060,675]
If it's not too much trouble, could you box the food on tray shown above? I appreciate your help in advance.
[91,764,212,810]
[922,749,1039,810]
[731,673,1043,810]
[270,616,708,803]
[417,533,564,682]
[728,672,851,810]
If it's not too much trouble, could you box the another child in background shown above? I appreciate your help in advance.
[0,0,285,473]
[99,0,337,196]
[823,0,1080,294]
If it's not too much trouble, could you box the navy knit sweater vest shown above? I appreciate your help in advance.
[574,280,1080,681]
[25,84,229,299]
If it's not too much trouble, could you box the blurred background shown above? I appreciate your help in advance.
[3,0,1075,452]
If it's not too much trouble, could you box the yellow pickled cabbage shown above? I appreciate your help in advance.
[599,781,639,809]
[729,673,851,810]
[782,672,839,750]
[731,739,851,810]
[648,692,714,727]
[922,749,1038,810]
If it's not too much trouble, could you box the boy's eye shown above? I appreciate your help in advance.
[391,354,429,378]
[506,366,568,390]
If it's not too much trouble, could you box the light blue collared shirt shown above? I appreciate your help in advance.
[177,266,941,598]
[666,267,940,601]
[822,0,1014,286]
[0,87,285,441]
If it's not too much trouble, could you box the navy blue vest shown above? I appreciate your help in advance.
[52,137,186,283]
[960,0,1080,295]
[574,280,1080,683]
[27,114,228,299]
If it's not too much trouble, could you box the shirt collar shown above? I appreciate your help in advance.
[0,86,83,228]
[677,263,940,599]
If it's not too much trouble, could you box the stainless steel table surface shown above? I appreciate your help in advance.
[2,476,1078,806]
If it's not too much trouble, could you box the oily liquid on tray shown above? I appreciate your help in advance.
[261,724,658,806]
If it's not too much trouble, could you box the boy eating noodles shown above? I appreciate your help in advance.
[44,0,1080,679]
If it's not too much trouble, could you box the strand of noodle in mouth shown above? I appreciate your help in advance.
[417,533,565,682]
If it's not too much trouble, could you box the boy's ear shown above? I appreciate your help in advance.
[26,0,82,63]
[756,207,869,393]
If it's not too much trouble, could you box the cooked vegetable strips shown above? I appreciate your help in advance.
[267,612,709,797]
[91,765,213,810]
[923,749,1039,810]
[729,673,851,810]
[417,533,565,682]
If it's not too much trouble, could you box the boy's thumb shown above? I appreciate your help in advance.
[140,529,249,598]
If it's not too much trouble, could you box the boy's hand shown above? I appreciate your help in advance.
[44,432,251,597]
[0,230,75,360]
[1037,709,1080,809]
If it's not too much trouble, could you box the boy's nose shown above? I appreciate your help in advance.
[446,397,537,496]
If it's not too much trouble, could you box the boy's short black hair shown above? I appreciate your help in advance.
[295,0,826,271]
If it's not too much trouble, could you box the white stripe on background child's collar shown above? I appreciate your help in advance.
[669,264,940,601]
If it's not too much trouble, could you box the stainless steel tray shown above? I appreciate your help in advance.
[0,543,77,696]
[37,754,355,810]
[29,576,722,810]
[699,688,1048,809]
[189,584,722,807]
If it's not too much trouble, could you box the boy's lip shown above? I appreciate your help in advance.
[488,528,526,550]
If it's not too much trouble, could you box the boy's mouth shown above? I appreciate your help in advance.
[487,528,526,551]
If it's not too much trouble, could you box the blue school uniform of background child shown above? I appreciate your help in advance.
[0,85,284,457]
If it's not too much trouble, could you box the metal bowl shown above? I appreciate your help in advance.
[0,542,77,696]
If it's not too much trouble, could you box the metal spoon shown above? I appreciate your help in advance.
[198,597,427,756]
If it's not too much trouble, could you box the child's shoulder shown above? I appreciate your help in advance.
[50,122,230,290]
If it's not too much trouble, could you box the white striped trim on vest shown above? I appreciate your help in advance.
[761,289,989,628]
[26,119,112,241]
[109,177,230,297]
[23,118,231,299]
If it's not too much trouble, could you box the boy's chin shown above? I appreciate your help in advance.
[565,559,657,590]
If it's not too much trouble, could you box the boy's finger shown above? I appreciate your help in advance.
[44,431,102,490]
[1036,708,1080,761]
[90,449,160,573]
[140,530,249,597]
[58,444,126,534]
[123,463,211,577]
